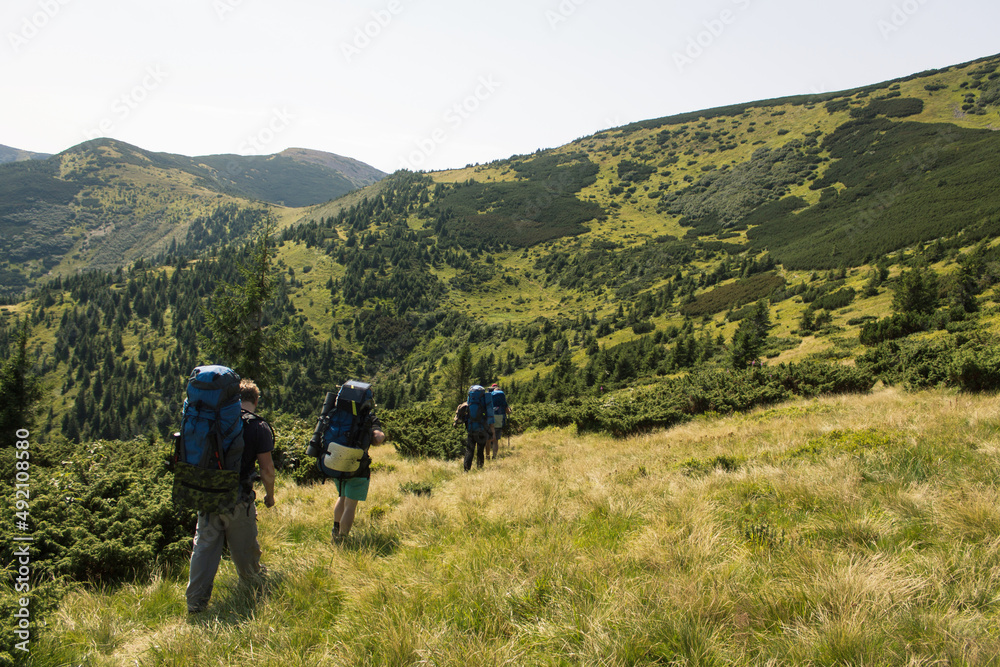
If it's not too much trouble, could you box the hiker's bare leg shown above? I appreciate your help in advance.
[335,496,359,535]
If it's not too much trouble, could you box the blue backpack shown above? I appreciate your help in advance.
[490,388,508,428]
[466,385,493,434]
[313,381,375,478]
[172,365,245,514]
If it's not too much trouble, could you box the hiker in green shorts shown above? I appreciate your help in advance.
[332,414,385,540]
[487,383,511,460]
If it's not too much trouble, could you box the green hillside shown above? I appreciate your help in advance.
[0,139,384,298]
[2,54,1000,446]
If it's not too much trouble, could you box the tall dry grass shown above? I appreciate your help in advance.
[31,387,1000,665]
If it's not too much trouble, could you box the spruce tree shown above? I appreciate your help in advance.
[199,218,298,389]
[892,265,940,316]
[443,344,473,407]
[730,300,771,369]
[0,318,44,447]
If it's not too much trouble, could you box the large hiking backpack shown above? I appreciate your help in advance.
[173,365,245,514]
[490,388,508,429]
[309,381,374,478]
[466,385,493,434]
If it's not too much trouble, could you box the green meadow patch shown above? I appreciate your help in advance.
[8,389,1000,665]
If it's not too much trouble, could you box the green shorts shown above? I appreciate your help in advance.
[334,476,369,502]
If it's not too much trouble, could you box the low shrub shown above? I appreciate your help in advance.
[859,312,932,346]
[381,407,465,460]
[268,413,322,485]
[574,362,874,438]
[857,338,954,389]
[0,437,195,585]
[857,334,1000,391]
[507,401,579,434]
[950,344,1000,391]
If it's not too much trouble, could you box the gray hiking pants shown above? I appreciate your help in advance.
[186,500,263,612]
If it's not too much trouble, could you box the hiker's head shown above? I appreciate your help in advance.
[490,383,499,390]
[240,379,260,408]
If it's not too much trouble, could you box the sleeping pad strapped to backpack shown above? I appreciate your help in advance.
[309,380,375,479]
[173,365,245,514]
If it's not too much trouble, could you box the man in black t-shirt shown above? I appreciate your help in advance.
[186,378,275,614]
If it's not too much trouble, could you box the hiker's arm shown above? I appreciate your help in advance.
[372,429,385,445]
[257,451,276,507]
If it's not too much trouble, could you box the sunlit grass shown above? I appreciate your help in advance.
[30,387,1000,664]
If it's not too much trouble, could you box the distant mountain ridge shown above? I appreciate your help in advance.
[0,138,386,296]
[278,147,385,188]
[0,143,50,163]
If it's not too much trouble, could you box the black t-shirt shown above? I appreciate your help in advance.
[240,412,274,493]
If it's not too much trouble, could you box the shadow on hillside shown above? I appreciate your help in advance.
[187,569,288,626]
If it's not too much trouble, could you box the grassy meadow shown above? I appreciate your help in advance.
[30,387,1000,665]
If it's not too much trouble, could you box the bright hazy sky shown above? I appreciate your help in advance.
[3,0,999,174]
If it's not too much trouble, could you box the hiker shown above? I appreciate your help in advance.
[329,388,385,541]
[457,384,491,471]
[487,383,511,460]
[186,378,275,614]
[331,426,385,540]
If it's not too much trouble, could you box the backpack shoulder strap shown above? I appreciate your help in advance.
[241,409,276,441]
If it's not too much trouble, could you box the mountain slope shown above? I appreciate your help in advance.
[193,149,385,207]
[4,52,1000,446]
[367,53,998,284]
[0,138,385,297]
[285,52,1000,308]
[269,52,1000,399]
[0,143,50,163]
[278,147,385,188]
